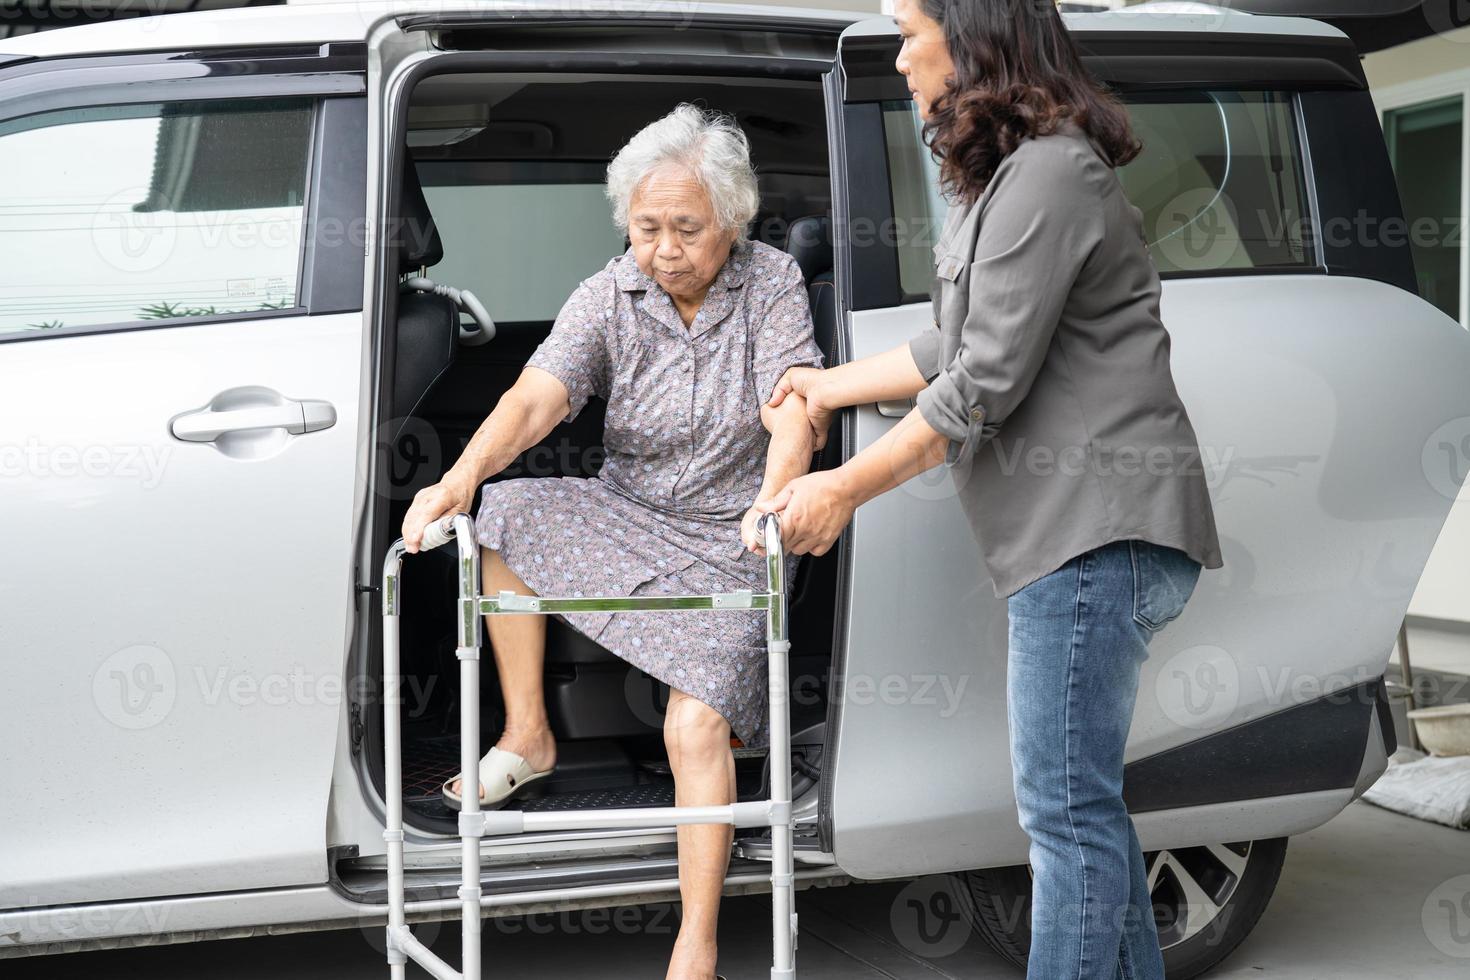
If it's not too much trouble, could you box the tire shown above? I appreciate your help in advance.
[956,837,1289,979]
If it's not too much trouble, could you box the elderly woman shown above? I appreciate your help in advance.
[401,103,822,980]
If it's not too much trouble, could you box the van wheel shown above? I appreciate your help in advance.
[957,837,1288,979]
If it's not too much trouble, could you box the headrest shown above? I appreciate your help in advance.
[397,158,443,273]
[785,214,832,285]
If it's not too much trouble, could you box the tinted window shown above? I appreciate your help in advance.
[879,90,1314,301]
[0,97,314,335]
[1384,95,1462,320]
[1120,91,1312,275]
[416,161,626,323]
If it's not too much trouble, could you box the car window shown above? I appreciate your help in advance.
[880,90,1313,300]
[416,161,626,323]
[0,97,314,336]
[1119,91,1312,276]
[881,102,951,302]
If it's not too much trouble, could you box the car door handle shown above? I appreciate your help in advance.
[171,399,336,442]
[876,398,914,418]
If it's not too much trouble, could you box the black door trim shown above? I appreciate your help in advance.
[1122,675,1384,814]
[840,29,1367,103]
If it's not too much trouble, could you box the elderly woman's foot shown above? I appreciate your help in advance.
[665,936,718,980]
[446,725,557,803]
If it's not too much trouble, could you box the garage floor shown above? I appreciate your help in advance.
[10,797,1467,978]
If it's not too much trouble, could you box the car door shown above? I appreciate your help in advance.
[824,15,1470,879]
[0,44,369,908]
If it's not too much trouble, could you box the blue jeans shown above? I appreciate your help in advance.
[1006,538,1202,980]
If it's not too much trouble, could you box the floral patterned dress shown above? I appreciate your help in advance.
[473,236,824,749]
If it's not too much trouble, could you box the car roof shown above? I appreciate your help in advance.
[0,0,1346,60]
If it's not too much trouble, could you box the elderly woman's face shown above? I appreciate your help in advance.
[628,167,737,305]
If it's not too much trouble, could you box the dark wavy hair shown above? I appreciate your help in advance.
[917,0,1141,204]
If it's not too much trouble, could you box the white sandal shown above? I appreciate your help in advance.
[440,745,555,810]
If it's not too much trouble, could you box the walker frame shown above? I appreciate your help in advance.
[380,510,798,979]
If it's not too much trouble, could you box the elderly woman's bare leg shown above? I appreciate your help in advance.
[663,689,737,980]
[446,546,556,802]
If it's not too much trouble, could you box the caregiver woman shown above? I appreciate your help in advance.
[760,0,1225,977]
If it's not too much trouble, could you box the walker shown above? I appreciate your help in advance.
[381,510,798,979]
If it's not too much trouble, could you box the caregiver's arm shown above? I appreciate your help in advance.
[768,343,928,413]
[753,404,948,556]
[766,343,929,451]
[832,403,948,508]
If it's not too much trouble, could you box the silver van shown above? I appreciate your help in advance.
[3,2,1466,977]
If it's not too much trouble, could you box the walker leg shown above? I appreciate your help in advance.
[768,632,796,979]
[456,525,483,980]
[762,519,796,978]
[382,554,409,979]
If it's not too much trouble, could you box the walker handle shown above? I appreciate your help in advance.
[417,515,458,552]
[756,510,782,556]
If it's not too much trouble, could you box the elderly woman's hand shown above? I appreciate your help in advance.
[401,471,479,554]
[753,469,855,557]
[741,503,773,556]
[767,366,834,451]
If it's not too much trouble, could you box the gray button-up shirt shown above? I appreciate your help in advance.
[908,118,1224,598]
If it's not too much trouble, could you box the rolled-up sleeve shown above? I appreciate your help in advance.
[908,325,942,382]
[526,277,611,423]
[915,147,1105,466]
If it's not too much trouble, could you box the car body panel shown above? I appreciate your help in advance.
[830,274,1470,878]
[0,0,1456,954]
[0,313,364,907]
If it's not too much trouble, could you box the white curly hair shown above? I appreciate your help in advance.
[605,103,761,238]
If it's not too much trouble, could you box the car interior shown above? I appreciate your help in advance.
[371,72,840,837]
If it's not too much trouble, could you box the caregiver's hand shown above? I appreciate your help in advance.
[753,470,855,557]
[768,366,834,451]
[401,471,478,554]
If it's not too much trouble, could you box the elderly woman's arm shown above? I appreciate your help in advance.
[741,391,816,554]
[398,367,577,553]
